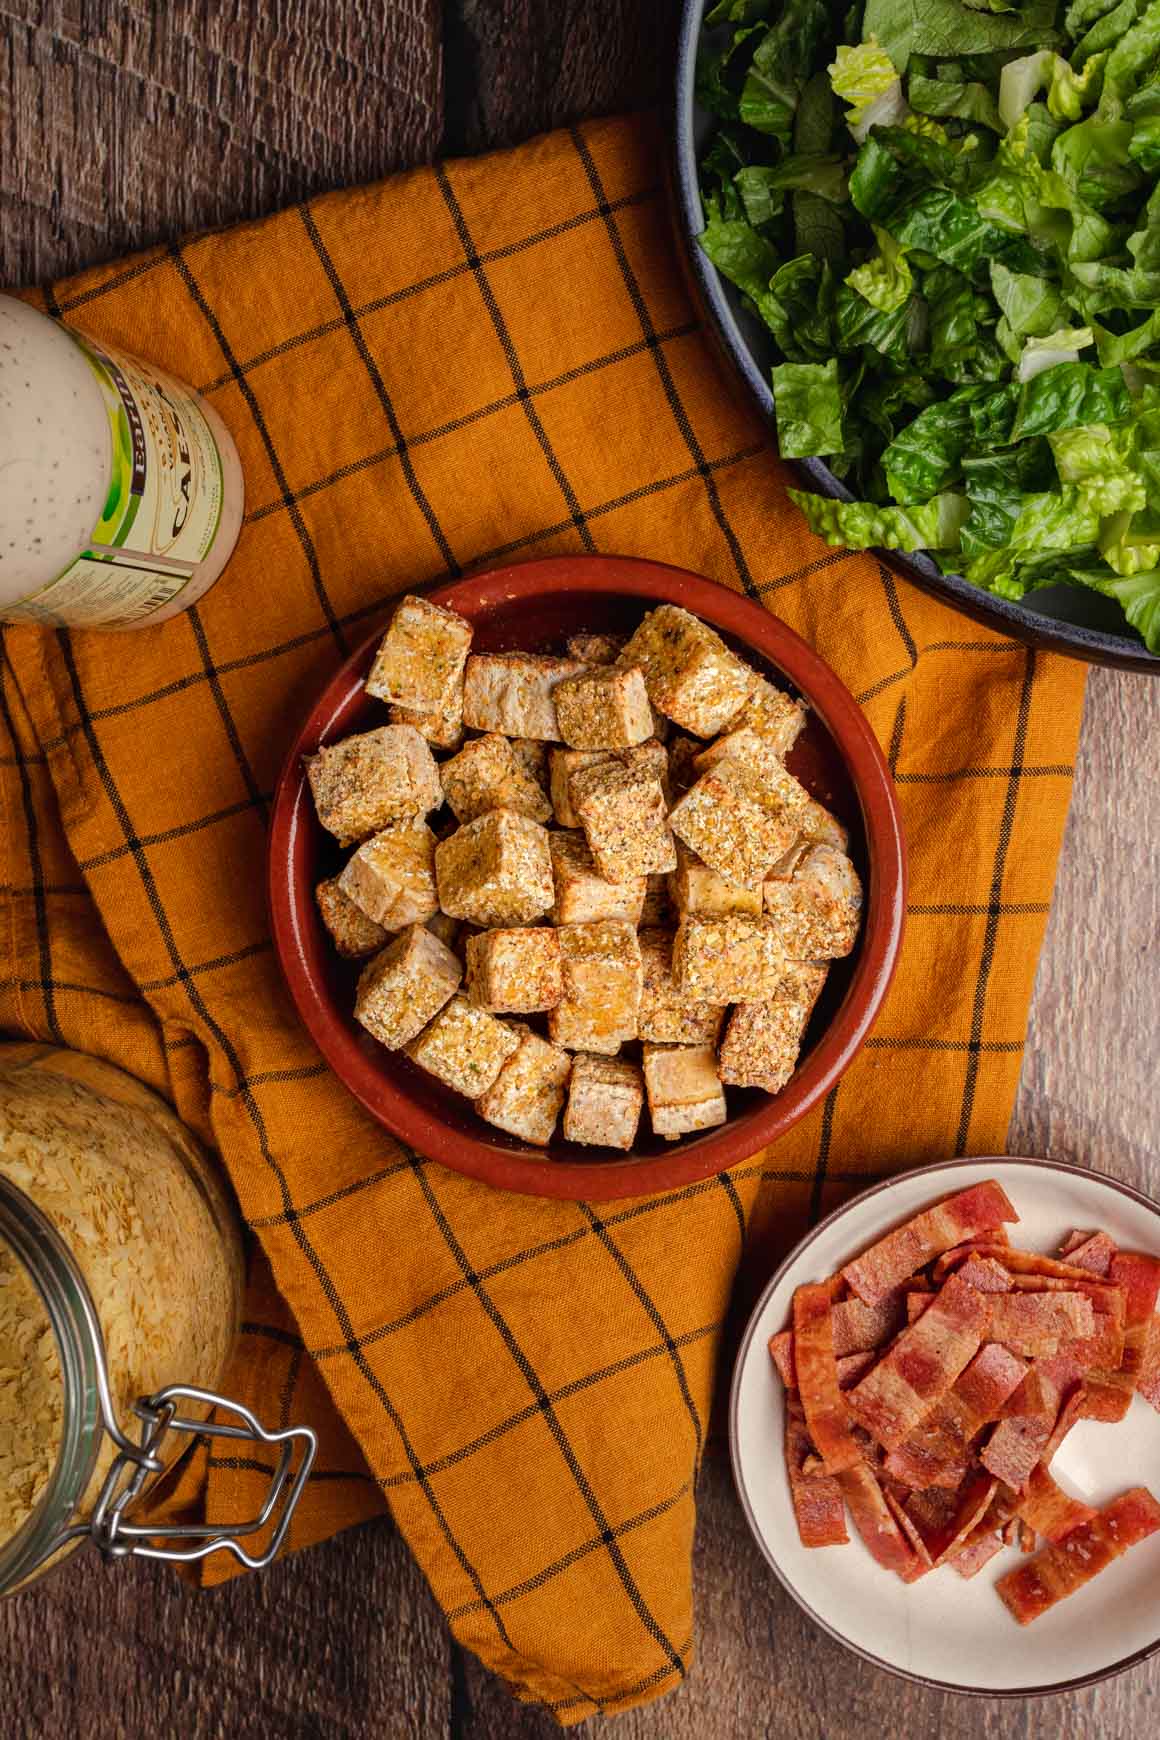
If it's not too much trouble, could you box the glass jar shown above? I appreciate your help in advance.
[0,1046,314,1593]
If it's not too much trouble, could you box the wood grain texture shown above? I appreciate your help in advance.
[2,2,1159,1735]
[1,0,443,284]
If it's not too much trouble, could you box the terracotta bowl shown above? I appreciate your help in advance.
[268,555,906,1200]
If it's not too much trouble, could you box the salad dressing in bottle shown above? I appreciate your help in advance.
[0,294,244,629]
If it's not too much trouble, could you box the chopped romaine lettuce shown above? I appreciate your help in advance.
[771,359,846,454]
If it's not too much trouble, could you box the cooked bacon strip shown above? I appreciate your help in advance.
[882,1488,933,1582]
[953,1532,1004,1578]
[1110,1251,1160,1386]
[785,1400,849,1548]
[981,1409,1056,1491]
[1013,1465,1096,1544]
[1138,1317,1160,1413]
[836,1463,919,1576]
[1000,1517,1021,1548]
[793,1282,862,1473]
[935,1244,1092,1285]
[768,1296,903,1389]
[955,1255,1013,1294]
[837,1349,877,1389]
[883,1342,1026,1491]
[984,1292,1094,1356]
[848,1274,992,1451]
[1079,1374,1134,1422]
[996,1488,1160,1625]
[1058,1230,1117,1276]
[921,1469,999,1564]
[842,1181,1017,1305]
[905,1292,933,1325]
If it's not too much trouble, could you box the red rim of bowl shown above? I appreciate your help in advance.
[728,1154,1160,1696]
[267,554,907,1200]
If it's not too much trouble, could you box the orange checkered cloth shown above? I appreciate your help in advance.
[0,116,1085,1720]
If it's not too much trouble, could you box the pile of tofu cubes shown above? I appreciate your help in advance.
[306,593,862,1153]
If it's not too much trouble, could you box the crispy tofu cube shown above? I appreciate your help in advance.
[570,758,675,883]
[549,921,643,1054]
[640,873,671,929]
[669,839,763,918]
[718,962,829,1094]
[549,831,645,925]
[763,845,862,959]
[305,724,441,845]
[553,664,653,750]
[440,733,552,825]
[638,928,725,1046]
[642,1043,727,1141]
[464,927,563,1013]
[388,691,465,753]
[354,924,461,1049]
[365,594,473,712]
[562,1055,644,1150]
[510,738,549,789]
[405,994,520,1099]
[566,632,624,665]
[672,914,786,1003]
[621,738,671,803]
[766,841,810,884]
[549,748,611,828]
[666,734,701,796]
[315,877,390,959]
[426,911,460,950]
[435,810,554,926]
[801,798,849,853]
[462,653,586,740]
[476,1024,572,1146]
[720,676,807,756]
[617,606,758,737]
[338,822,439,929]
[669,757,808,888]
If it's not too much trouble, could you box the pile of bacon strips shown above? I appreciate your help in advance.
[772,1181,1160,1622]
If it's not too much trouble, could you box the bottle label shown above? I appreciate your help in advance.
[6,336,227,628]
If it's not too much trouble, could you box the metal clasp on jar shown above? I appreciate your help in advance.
[77,1383,316,1568]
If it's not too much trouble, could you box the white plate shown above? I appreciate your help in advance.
[729,1157,1160,1694]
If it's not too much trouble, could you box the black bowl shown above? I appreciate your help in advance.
[671,0,1160,673]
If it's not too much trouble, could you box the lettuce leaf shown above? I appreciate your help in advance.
[1080,565,1160,646]
[829,38,907,138]
[787,486,969,548]
[740,0,834,139]
[907,70,1003,130]
[734,156,849,225]
[845,226,914,309]
[1049,421,1149,510]
[862,0,1061,75]
[772,358,846,454]
[989,262,1068,336]
[881,387,987,500]
[1011,359,1132,438]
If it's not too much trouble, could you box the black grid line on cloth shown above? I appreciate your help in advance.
[877,562,918,670]
[757,549,855,595]
[241,1321,304,1350]
[2,977,140,1009]
[955,650,1037,1155]
[716,1171,748,1247]
[298,203,462,577]
[576,1204,705,1465]
[243,319,701,527]
[137,940,271,995]
[195,189,661,395]
[864,1036,1025,1053]
[0,653,62,1043]
[377,1323,722,1494]
[309,1163,761,1360]
[165,241,349,659]
[186,605,268,822]
[209,1062,329,1099]
[544,1640,693,1717]
[854,638,1027,705]
[406,1155,687,1680]
[55,638,517,1656]
[569,125,760,602]
[908,901,1050,916]
[808,1085,840,1225]
[206,1453,375,1484]
[896,764,1073,784]
[446,1478,694,1623]
[249,1153,417,1227]
[77,794,271,872]
[434,164,597,553]
[54,252,169,314]
[26,442,763,772]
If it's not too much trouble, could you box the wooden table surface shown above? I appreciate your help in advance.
[2,4,1158,1736]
